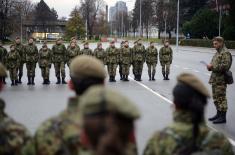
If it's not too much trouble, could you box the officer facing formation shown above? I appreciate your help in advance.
[119,40,132,81]
[132,39,145,81]
[207,36,233,124]
[159,40,173,80]
[38,42,52,85]
[34,55,106,155]
[106,41,119,82]
[0,40,7,84]
[6,44,21,86]
[52,38,67,84]
[144,73,234,155]
[15,37,25,84]
[81,42,93,56]
[0,63,35,155]
[93,42,106,64]
[80,86,140,155]
[146,41,158,81]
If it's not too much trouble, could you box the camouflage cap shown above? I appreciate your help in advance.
[0,63,7,77]
[70,55,106,79]
[213,36,224,43]
[71,37,76,41]
[177,73,210,98]
[80,86,140,120]
[15,36,20,40]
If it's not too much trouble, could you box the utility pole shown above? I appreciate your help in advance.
[176,0,179,52]
[85,19,88,40]
[139,0,142,37]
[163,11,168,40]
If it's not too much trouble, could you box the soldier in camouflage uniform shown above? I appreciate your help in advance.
[132,39,145,81]
[93,42,106,64]
[144,73,234,155]
[80,86,140,155]
[52,38,67,84]
[67,37,80,51]
[106,41,119,82]
[146,41,158,81]
[6,45,21,86]
[38,42,52,85]
[207,37,233,124]
[81,42,92,56]
[34,55,106,155]
[25,38,38,85]
[118,41,125,80]
[132,40,138,80]
[0,40,7,84]
[119,40,132,81]
[67,42,81,68]
[159,40,173,80]
[0,63,35,155]
[15,37,25,84]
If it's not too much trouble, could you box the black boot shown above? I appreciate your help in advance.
[113,76,116,82]
[62,78,67,84]
[14,80,18,86]
[125,75,129,81]
[165,74,170,80]
[120,75,123,81]
[109,76,112,82]
[18,76,22,84]
[46,79,50,85]
[136,75,141,81]
[43,79,47,85]
[208,111,219,121]
[56,77,61,84]
[32,77,35,85]
[213,111,227,124]
[163,73,166,80]
[11,80,15,86]
[139,75,142,81]
[148,73,151,81]
[152,74,155,81]
[27,76,31,85]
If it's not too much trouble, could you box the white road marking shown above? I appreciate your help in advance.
[193,70,200,73]
[183,67,191,70]
[129,76,235,146]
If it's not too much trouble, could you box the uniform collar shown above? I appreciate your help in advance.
[173,110,203,124]
[67,96,80,111]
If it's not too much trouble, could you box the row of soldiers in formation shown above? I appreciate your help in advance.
[0,37,173,86]
[0,54,234,155]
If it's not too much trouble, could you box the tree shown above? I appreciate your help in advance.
[65,7,85,39]
[142,0,154,39]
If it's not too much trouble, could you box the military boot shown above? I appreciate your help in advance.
[56,77,61,84]
[165,74,170,80]
[163,73,166,80]
[43,79,47,85]
[213,111,226,124]
[11,80,15,86]
[148,73,151,81]
[208,110,219,121]
[27,76,31,85]
[32,77,35,85]
[18,76,22,84]
[109,76,112,82]
[125,75,129,81]
[113,76,116,82]
[62,78,67,84]
[152,74,156,81]
[46,79,50,85]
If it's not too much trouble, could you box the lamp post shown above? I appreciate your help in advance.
[139,0,142,37]
[163,11,168,40]
[176,0,179,52]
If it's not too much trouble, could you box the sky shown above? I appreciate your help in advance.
[32,0,135,18]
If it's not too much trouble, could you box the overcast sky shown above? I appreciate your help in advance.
[32,0,135,18]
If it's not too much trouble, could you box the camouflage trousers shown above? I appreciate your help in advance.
[121,64,131,76]
[26,62,36,77]
[18,63,24,78]
[133,61,144,75]
[212,84,228,112]
[40,67,50,80]
[9,68,18,80]
[107,63,117,76]
[119,63,123,76]
[161,63,171,75]
[54,62,66,78]
[147,63,157,76]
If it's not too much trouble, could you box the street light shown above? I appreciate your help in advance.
[139,0,142,37]
[176,0,180,52]
[163,11,168,40]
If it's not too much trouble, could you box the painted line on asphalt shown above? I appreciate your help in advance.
[129,76,235,146]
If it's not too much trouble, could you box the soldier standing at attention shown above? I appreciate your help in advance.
[159,40,173,80]
[34,56,106,155]
[67,42,81,68]
[67,37,80,51]
[119,41,125,80]
[0,40,7,84]
[25,37,38,85]
[81,42,93,56]
[15,36,25,84]
[6,45,20,86]
[146,41,158,81]
[120,40,132,81]
[132,39,145,81]
[144,73,234,155]
[132,40,138,80]
[52,38,67,84]
[80,86,140,155]
[207,37,233,124]
[93,42,106,64]
[38,42,52,85]
[0,63,35,155]
[106,41,119,82]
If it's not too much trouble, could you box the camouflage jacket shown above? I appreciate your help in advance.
[106,47,119,64]
[146,46,158,64]
[81,48,92,56]
[144,110,234,155]
[93,48,106,64]
[38,48,52,68]
[159,46,173,64]
[15,43,26,63]
[52,44,67,63]
[0,105,35,155]
[209,47,232,85]
[120,47,132,65]
[25,44,39,63]
[35,97,81,155]
[6,50,21,69]
[67,45,80,52]
[132,44,145,62]
[67,47,81,66]
[0,46,7,65]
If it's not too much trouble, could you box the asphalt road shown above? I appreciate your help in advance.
[1,42,235,154]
